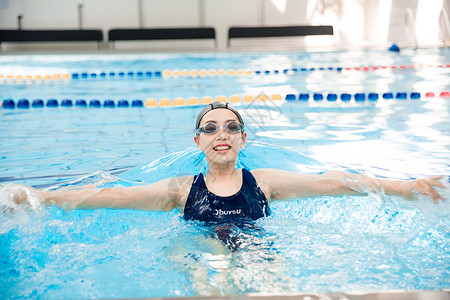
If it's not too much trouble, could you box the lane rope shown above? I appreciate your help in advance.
[2,91,449,109]
[1,64,449,83]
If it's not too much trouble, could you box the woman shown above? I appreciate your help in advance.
[15,102,445,222]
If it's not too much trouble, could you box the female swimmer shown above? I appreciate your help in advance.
[14,102,445,222]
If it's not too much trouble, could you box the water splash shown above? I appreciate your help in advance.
[1,142,449,298]
[118,141,327,185]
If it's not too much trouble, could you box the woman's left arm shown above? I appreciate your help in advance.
[252,169,445,203]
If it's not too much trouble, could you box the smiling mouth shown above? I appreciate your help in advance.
[213,145,231,151]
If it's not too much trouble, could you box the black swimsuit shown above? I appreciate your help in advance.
[183,168,270,224]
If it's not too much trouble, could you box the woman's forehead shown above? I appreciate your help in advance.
[199,108,239,125]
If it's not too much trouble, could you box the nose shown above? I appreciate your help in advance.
[216,126,228,139]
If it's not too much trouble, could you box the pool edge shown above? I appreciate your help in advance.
[125,289,450,300]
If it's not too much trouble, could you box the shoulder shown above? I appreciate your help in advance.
[166,174,195,186]
[248,169,281,201]
[168,175,195,207]
[144,175,195,208]
[166,175,195,194]
[250,168,307,200]
[249,168,282,182]
[249,168,288,185]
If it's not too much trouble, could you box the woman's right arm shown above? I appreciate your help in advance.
[34,175,193,211]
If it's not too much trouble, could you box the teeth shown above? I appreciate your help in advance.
[214,146,230,151]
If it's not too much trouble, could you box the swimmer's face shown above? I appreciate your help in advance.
[194,108,246,166]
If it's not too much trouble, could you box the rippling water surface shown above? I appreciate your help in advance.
[0,49,449,298]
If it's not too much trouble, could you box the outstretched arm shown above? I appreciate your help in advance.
[252,169,445,203]
[20,176,193,211]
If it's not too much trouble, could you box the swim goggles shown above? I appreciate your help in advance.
[195,102,244,130]
[196,121,244,135]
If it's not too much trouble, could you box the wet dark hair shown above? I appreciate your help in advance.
[195,102,244,129]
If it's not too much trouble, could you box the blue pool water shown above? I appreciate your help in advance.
[0,49,449,298]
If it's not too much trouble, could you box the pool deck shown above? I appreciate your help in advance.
[145,290,450,300]
[0,39,398,55]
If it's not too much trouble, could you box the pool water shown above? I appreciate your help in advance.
[0,49,449,298]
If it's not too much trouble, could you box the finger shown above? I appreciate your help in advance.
[415,181,444,203]
[426,177,446,189]
[431,191,444,204]
[425,185,444,203]
[419,177,445,189]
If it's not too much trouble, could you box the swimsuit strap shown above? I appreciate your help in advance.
[241,168,258,190]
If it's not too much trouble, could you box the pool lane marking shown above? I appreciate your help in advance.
[1,64,449,83]
[2,91,450,109]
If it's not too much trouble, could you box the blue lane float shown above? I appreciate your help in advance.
[299,93,309,101]
[285,94,296,101]
[368,93,379,101]
[17,99,30,109]
[410,92,421,99]
[32,99,44,108]
[1,99,147,109]
[76,100,87,107]
[327,93,337,101]
[118,100,129,107]
[313,93,323,101]
[89,100,101,107]
[341,93,352,101]
[355,93,365,101]
[3,99,15,108]
[383,92,394,99]
[396,92,407,99]
[70,71,162,79]
[104,100,115,108]
[61,99,73,107]
[47,99,58,107]
[132,100,144,107]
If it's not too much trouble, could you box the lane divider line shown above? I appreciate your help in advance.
[1,64,449,83]
[2,91,449,109]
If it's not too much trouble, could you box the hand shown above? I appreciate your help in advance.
[0,183,44,213]
[402,176,446,203]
